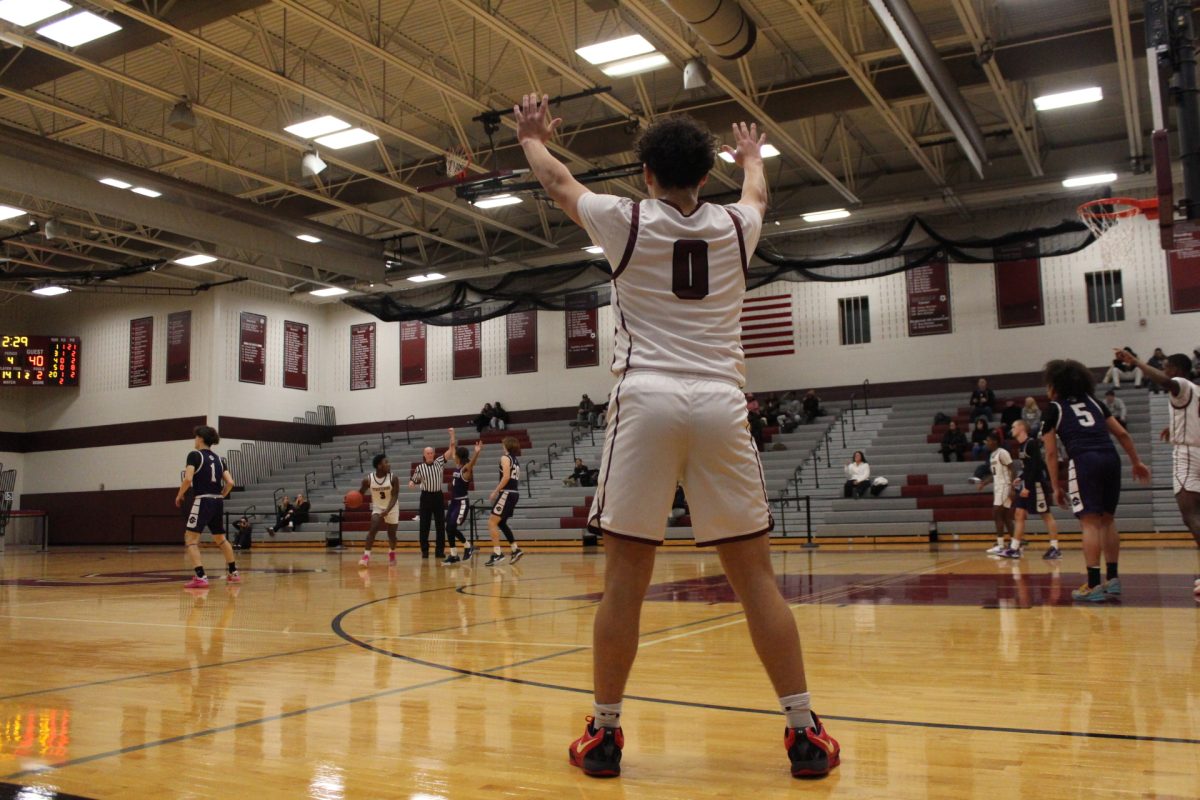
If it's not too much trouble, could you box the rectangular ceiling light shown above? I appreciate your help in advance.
[576,34,655,65]
[583,245,604,254]
[718,143,782,163]
[0,0,71,26]
[284,115,350,139]
[296,234,322,243]
[1034,87,1103,112]
[0,204,26,221]
[473,194,522,210]
[310,286,348,297]
[174,254,218,267]
[32,285,70,296]
[131,187,162,198]
[1062,172,1117,188]
[802,208,852,223]
[314,128,379,149]
[406,272,446,283]
[37,10,120,47]
[99,177,131,189]
[600,52,670,78]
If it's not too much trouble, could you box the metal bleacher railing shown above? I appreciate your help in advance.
[225,404,336,489]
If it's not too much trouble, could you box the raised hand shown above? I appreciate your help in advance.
[1113,347,1136,367]
[514,93,562,145]
[721,121,767,168]
[474,440,484,454]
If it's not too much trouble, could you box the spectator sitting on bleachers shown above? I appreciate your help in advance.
[1021,396,1041,433]
[1103,389,1127,429]
[1103,346,1143,387]
[293,493,310,530]
[563,458,595,487]
[268,495,294,535]
[1146,348,1166,393]
[999,399,1021,438]
[475,403,493,433]
[764,396,781,427]
[844,451,871,499]
[969,377,996,422]
[970,417,990,459]
[577,394,596,428]
[802,389,822,424]
[748,406,766,451]
[939,420,968,462]
[491,401,510,430]
[668,484,689,525]
[745,392,760,415]
[233,516,253,550]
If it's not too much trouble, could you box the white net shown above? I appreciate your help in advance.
[444,146,470,178]
[1080,204,1141,269]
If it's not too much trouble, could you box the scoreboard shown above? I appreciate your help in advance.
[0,335,80,386]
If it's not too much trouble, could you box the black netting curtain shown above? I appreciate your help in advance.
[347,216,1094,324]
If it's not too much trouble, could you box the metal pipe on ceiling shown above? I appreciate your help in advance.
[660,0,757,60]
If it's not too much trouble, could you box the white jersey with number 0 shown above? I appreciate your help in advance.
[576,194,763,386]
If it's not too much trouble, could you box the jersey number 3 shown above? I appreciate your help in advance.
[672,240,709,300]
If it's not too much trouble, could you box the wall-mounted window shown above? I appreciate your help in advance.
[1085,270,1124,323]
[838,296,870,345]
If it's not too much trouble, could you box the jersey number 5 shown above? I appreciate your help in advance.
[672,240,709,300]
[1070,402,1096,427]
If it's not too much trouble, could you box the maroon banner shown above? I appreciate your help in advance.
[506,310,538,374]
[905,260,952,336]
[128,316,153,388]
[283,320,308,391]
[165,310,190,384]
[993,241,1044,328]
[238,311,266,384]
[452,309,482,380]
[350,322,376,391]
[565,292,599,368]
[400,320,427,385]
[1168,227,1200,313]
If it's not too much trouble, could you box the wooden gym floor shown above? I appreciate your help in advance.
[0,543,1197,799]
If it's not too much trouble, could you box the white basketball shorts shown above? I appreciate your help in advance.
[586,370,773,546]
[993,483,1013,509]
[1172,446,1200,494]
[371,503,400,525]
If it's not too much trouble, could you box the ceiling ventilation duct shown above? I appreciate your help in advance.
[660,0,757,60]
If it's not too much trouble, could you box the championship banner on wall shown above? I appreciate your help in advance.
[128,316,152,388]
[740,294,794,358]
[350,322,375,391]
[283,320,308,390]
[238,311,266,384]
[1167,227,1200,313]
[565,292,598,368]
[452,309,482,379]
[400,320,427,384]
[506,310,538,374]
[166,310,190,384]
[905,260,952,336]
[993,240,1044,328]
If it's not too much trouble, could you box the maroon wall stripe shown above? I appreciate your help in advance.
[7,416,207,453]
[217,416,330,445]
[22,488,182,546]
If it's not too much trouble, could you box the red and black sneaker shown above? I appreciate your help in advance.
[568,716,623,778]
[785,713,841,778]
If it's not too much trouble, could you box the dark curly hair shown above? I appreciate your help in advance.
[634,115,716,190]
[1042,358,1095,400]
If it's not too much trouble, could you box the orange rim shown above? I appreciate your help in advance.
[1078,196,1159,221]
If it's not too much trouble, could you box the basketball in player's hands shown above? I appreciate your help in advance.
[344,490,364,509]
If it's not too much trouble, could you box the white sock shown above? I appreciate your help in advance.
[511,545,520,553]
[594,701,622,729]
[1050,539,1059,549]
[780,692,814,729]
[1010,538,1021,550]
[448,547,457,557]
[362,550,371,557]
[493,546,502,555]
[995,536,1004,547]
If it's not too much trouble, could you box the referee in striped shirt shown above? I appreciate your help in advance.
[409,445,447,558]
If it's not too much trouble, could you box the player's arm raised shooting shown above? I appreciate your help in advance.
[721,122,769,220]
[515,94,591,226]
[1114,347,1177,395]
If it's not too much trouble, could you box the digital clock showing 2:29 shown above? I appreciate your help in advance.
[0,335,80,386]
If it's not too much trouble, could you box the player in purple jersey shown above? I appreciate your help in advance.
[484,436,523,566]
[175,425,239,589]
[1040,359,1149,602]
[1003,420,1062,559]
[443,430,482,565]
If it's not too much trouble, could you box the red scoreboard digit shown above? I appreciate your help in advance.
[0,335,80,386]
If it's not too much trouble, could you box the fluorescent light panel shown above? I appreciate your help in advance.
[0,0,70,26]
[803,208,851,223]
[284,115,349,139]
[473,194,522,209]
[37,10,120,47]
[583,245,604,254]
[314,128,379,149]
[406,272,446,283]
[99,177,131,189]
[1034,87,1103,111]
[718,143,781,163]
[310,287,348,297]
[131,187,161,198]
[1062,172,1117,188]
[32,285,70,296]
[296,234,322,243]
[174,254,217,266]
[600,52,670,77]
[576,34,655,65]
[0,204,26,221]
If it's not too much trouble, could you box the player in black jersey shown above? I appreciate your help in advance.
[1040,359,1150,602]
[175,425,238,588]
[443,429,483,565]
[485,436,524,566]
[1003,420,1061,559]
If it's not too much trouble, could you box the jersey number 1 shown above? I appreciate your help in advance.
[672,240,709,300]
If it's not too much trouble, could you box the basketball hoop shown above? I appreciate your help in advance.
[1078,196,1158,268]
[444,144,471,180]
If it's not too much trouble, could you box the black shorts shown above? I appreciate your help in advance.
[1014,480,1051,515]
[1067,450,1121,517]
[491,490,518,522]
[186,496,226,534]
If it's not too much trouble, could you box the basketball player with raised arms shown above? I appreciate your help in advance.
[443,428,483,565]
[516,94,839,779]
[1112,348,1200,597]
[1040,359,1150,601]
[358,453,401,567]
[175,425,239,588]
